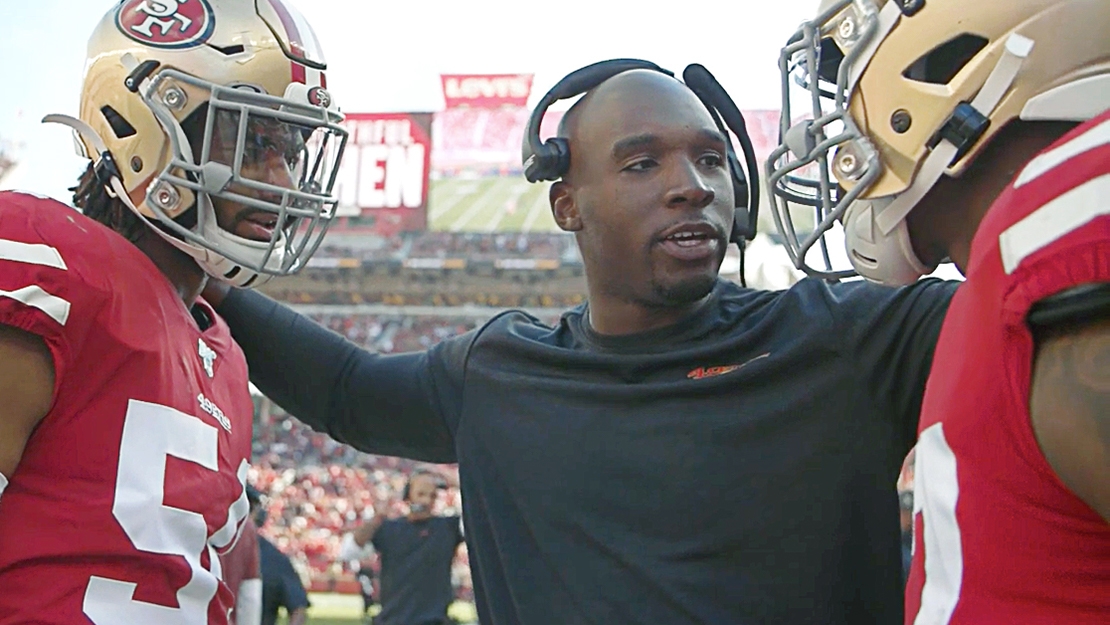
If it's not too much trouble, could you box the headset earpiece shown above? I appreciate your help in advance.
[522,59,673,183]
[523,135,570,183]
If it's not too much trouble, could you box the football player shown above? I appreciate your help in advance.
[767,0,1110,622]
[0,1,345,623]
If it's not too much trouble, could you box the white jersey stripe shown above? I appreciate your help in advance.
[0,238,67,270]
[0,473,7,500]
[914,423,964,625]
[0,285,71,326]
[1013,118,1110,188]
[999,173,1110,274]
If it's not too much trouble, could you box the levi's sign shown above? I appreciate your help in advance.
[440,74,534,108]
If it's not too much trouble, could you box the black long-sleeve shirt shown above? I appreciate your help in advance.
[220,277,957,625]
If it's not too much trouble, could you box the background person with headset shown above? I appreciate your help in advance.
[340,469,464,625]
[203,59,956,624]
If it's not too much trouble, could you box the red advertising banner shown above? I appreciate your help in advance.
[333,112,432,236]
[440,74,534,108]
[428,108,781,177]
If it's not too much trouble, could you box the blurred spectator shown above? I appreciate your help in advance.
[250,408,469,600]
[898,449,916,589]
[900,490,914,589]
[341,471,464,625]
[251,484,311,625]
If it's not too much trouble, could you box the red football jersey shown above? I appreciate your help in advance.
[0,192,255,625]
[906,112,1110,624]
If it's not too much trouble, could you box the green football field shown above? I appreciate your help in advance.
[425,174,800,237]
[428,176,559,233]
[275,593,478,624]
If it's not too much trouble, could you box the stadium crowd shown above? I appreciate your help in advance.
[248,411,474,600]
[262,289,587,308]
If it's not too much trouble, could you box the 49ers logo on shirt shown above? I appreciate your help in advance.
[115,0,216,49]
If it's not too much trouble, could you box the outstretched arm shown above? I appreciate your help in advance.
[1029,315,1110,522]
[208,286,466,463]
[340,499,392,559]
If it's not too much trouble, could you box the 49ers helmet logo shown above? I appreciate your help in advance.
[307,86,331,108]
[116,0,216,49]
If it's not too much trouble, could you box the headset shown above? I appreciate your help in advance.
[521,59,761,282]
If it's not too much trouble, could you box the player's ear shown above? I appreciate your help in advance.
[551,182,582,232]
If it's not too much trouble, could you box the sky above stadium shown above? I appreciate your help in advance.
[0,0,820,201]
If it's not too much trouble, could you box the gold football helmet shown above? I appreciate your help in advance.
[48,0,348,287]
[766,0,1110,284]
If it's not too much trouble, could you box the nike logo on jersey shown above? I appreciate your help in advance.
[197,393,231,432]
[687,352,770,379]
[198,338,217,378]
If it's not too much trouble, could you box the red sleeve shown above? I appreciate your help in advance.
[219,517,262,596]
[0,193,108,402]
[996,114,1110,325]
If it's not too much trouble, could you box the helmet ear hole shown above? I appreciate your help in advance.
[817,38,845,84]
[903,34,989,85]
[100,105,136,139]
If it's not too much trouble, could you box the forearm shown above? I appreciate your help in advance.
[353,517,382,547]
[218,288,356,431]
[338,517,382,560]
[288,607,308,625]
[216,289,458,462]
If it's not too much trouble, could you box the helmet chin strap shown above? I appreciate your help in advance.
[42,113,270,288]
[845,33,1035,285]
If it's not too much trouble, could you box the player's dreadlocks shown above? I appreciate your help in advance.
[72,163,146,243]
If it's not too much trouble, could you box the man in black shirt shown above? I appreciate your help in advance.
[248,485,310,625]
[205,68,956,624]
[345,470,464,625]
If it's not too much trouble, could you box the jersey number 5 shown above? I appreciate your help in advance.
[82,399,248,625]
